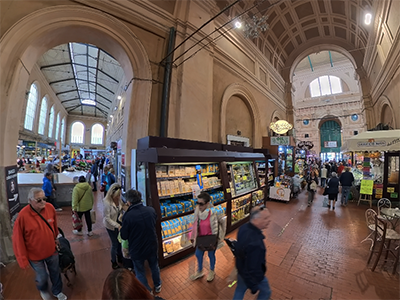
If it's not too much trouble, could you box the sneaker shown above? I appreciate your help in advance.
[72,230,83,236]
[87,231,94,237]
[332,206,335,210]
[207,270,215,282]
[54,292,67,300]
[190,271,204,281]
[55,208,63,212]
[155,285,162,293]
[40,291,52,300]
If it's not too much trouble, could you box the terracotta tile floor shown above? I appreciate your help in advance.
[1,187,399,300]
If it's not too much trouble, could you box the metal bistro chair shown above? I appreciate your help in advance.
[377,198,391,217]
[367,214,400,274]
[361,209,378,250]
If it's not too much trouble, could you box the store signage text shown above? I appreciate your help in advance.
[297,141,314,150]
[324,141,337,148]
[357,139,386,147]
[270,120,293,134]
[271,136,290,145]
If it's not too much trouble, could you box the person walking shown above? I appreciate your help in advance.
[233,206,272,300]
[339,167,355,206]
[189,192,226,282]
[101,166,116,197]
[306,170,319,207]
[120,190,162,293]
[90,160,98,192]
[72,176,94,236]
[320,164,328,188]
[326,172,340,210]
[12,188,67,300]
[103,183,124,270]
[42,172,62,212]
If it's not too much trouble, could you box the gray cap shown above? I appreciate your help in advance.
[331,172,337,177]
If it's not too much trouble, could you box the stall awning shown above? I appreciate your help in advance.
[342,130,400,152]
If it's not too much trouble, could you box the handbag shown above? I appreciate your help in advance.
[90,210,96,224]
[196,234,218,251]
[323,196,329,207]
[72,211,83,230]
[323,187,329,196]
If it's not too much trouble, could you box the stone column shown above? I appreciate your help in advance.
[285,82,294,125]
[356,67,375,129]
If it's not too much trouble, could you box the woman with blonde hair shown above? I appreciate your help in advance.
[103,183,124,269]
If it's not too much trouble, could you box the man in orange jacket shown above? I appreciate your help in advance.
[12,188,67,300]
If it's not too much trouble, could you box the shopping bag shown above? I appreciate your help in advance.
[72,211,82,230]
[323,187,329,196]
[322,196,329,207]
[90,210,96,224]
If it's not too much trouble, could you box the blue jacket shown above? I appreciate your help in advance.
[327,177,340,194]
[90,163,98,177]
[101,172,115,192]
[339,171,354,187]
[42,177,53,197]
[235,222,266,293]
[120,203,158,260]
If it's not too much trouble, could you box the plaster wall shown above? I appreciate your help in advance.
[225,96,253,145]
[66,116,106,149]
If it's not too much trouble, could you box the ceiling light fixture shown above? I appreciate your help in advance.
[117,96,122,100]
[244,15,269,39]
[81,99,96,106]
[114,106,117,111]
[364,13,372,25]
[235,21,242,28]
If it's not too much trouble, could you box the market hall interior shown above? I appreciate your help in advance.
[1,0,400,297]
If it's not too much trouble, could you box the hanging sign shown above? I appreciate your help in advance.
[324,141,338,148]
[271,136,290,145]
[390,192,398,198]
[270,120,293,134]
[297,141,314,150]
[387,187,395,193]
[360,179,374,195]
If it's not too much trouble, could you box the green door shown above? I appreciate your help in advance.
[320,120,341,153]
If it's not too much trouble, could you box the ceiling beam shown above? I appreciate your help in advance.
[61,97,80,103]
[95,106,108,116]
[95,92,112,103]
[49,78,75,85]
[66,104,81,112]
[56,89,78,96]
[308,56,314,72]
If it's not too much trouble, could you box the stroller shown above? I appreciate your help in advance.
[57,228,76,287]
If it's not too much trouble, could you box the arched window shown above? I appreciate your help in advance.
[60,117,66,144]
[38,96,48,135]
[48,106,55,138]
[309,75,342,97]
[55,112,60,140]
[71,122,84,144]
[24,83,39,131]
[91,124,104,144]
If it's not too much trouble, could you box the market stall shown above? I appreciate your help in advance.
[342,130,400,202]
[136,136,266,267]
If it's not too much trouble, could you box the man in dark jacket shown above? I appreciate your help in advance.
[339,167,355,206]
[120,189,161,294]
[233,206,272,300]
[90,160,98,192]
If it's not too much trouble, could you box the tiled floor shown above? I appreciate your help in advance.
[1,187,399,300]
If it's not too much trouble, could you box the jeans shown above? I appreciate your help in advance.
[321,178,326,188]
[308,190,315,204]
[233,275,271,300]
[77,210,92,232]
[195,248,216,271]
[341,186,351,205]
[29,252,63,296]
[132,254,161,291]
[106,228,122,264]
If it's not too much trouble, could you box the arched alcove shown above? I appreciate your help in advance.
[377,96,396,128]
[225,95,253,145]
[220,83,261,147]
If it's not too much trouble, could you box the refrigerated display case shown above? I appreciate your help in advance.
[136,137,266,266]
[278,145,294,176]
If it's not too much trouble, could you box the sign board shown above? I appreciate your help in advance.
[387,187,395,193]
[297,140,314,150]
[324,141,338,148]
[121,153,125,166]
[120,166,126,194]
[271,136,290,145]
[390,192,398,199]
[5,166,21,223]
[270,120,293,135]
[269,186,291,201]
[360,179,374,195]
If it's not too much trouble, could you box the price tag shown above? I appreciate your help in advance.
[243,176,247,181]
[170,194,174,197]
[226,188,231,194]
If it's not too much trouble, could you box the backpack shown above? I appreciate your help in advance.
[57,228,75,271]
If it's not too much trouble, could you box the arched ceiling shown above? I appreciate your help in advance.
[294,50,349,73]
[220,0,374,76]
[37,43,124,119]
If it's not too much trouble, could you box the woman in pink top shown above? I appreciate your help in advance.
[190,192,226,282]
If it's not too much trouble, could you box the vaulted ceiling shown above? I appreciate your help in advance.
[217,0,374,76]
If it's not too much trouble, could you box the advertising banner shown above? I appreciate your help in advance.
[5,166,20,222]
[360,180,374,195]
[269,186,291,201]
[271,136,290,146]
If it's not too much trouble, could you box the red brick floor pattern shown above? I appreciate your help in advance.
[1,187,399,300]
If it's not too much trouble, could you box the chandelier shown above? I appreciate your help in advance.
[244,15,269,39]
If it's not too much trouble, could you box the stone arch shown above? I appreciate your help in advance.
[317,115,343,129]
[0,5,152,260]
[70,121,86,144]
[220,83,261,148]
[270,110,285,123]
[376,96,396,128]
[0,5,152,168]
